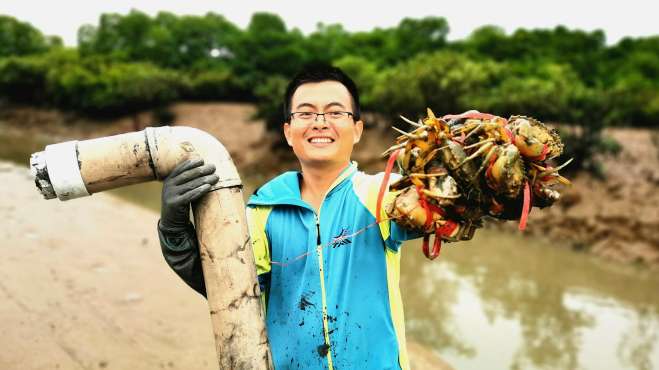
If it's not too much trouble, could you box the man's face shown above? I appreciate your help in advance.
[283,81,363,169]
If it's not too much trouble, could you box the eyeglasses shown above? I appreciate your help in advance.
[289,111,354,123]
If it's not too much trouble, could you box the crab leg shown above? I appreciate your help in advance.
[382,142,407,157]
[393,126,428,140]
[462,124,487,141]
[462,138,495,150]
[539,175,571,186]
[458,142,495,167]
[412,148,441,169]
[421,189,461,200]
[537,158,573,178]
[400,115,424,128]
[409,172,446,178]
[476,146,498,177]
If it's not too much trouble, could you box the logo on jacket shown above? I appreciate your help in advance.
[329,228,352,248]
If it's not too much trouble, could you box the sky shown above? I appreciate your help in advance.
[1,0,657,46]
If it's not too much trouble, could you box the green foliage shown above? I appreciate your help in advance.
[371,51,500,119]
[253,75,289,133]
[468,62,585,121]
[391,17,448,62]
[0,15,60,57]
[458,25,606,80]
[0,54,50,102]
[0,49,181,115]
[50,60,181,115]
[0,11,657,172]
[600,41,659,126]
[78,10,242,70]
[231,13,307,90]
[183,68,248,101]
[305,24,350,64]
[333,55,379,109]
[554,87,622,177]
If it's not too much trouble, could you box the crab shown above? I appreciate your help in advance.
[378,108,572,260]
[484,143,526,199]
[527,158,573,208]
[385,185,477,259]
[391,164,461,207]
[507,115,564,161]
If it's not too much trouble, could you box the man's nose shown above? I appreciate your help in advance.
[310,114,329,128]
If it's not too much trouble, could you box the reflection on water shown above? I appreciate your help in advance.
[401,231,659,370]
[3,129,658,370]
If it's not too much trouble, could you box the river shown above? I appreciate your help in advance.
[2,129,658,370]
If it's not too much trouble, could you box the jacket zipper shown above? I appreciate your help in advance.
[307,163,354,370]
[315,209,335,370]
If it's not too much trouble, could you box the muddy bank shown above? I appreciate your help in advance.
[515,128,659,266]
[0,161,452,370]
[1,102,657,267]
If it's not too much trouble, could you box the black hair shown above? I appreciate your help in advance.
[283,64,361,122]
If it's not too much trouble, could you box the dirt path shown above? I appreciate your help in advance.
[0,161,451,370]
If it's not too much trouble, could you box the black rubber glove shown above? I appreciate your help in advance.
[159,158,219,231]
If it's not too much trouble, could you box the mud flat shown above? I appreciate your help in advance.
[519,128,659,266]
[0,161,451,370]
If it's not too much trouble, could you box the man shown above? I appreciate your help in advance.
[158,65,417,369]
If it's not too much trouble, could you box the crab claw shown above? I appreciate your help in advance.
[426,108,437,120]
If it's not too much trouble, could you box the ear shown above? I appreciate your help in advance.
[283,122,293,147]
[353,120,364,144]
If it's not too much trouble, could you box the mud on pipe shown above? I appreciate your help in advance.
[29,126,273,369]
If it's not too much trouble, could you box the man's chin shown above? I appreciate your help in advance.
[300,156,345,168]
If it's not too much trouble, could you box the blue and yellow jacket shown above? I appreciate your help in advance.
[159,162,417,369]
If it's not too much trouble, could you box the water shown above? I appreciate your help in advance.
[401,232,659,370]
[3,129,658,370]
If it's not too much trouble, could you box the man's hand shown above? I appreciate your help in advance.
[160,158,219,231]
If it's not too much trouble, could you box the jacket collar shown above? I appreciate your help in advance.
[247,162,358,209]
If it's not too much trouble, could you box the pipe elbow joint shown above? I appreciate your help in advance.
[145,126,241,190]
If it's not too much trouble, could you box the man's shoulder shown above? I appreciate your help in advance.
[351,170,402,190]
[247,170,301,207]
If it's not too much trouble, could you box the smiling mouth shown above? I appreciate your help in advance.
[308,137,335,144]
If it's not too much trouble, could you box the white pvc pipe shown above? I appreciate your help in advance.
[30,126,273,369]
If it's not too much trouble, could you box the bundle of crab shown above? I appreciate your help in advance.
[376,108,572,259]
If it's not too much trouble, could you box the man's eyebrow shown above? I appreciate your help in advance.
[295,103,317,110]
[324,102,346,110]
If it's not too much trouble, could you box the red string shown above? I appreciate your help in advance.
[414,185,434,229]
[504,127,515,143]
[529,144,549,162]
[376,150,400,224]
[425,221,459,260]
[485,152,499,182]
[428,234,441,259]
[422,235,431,259]
[519,181,531,230]
[442,112,495,121]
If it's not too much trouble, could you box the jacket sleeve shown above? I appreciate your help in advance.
[351,171,424,252]
[158,220,207,297]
